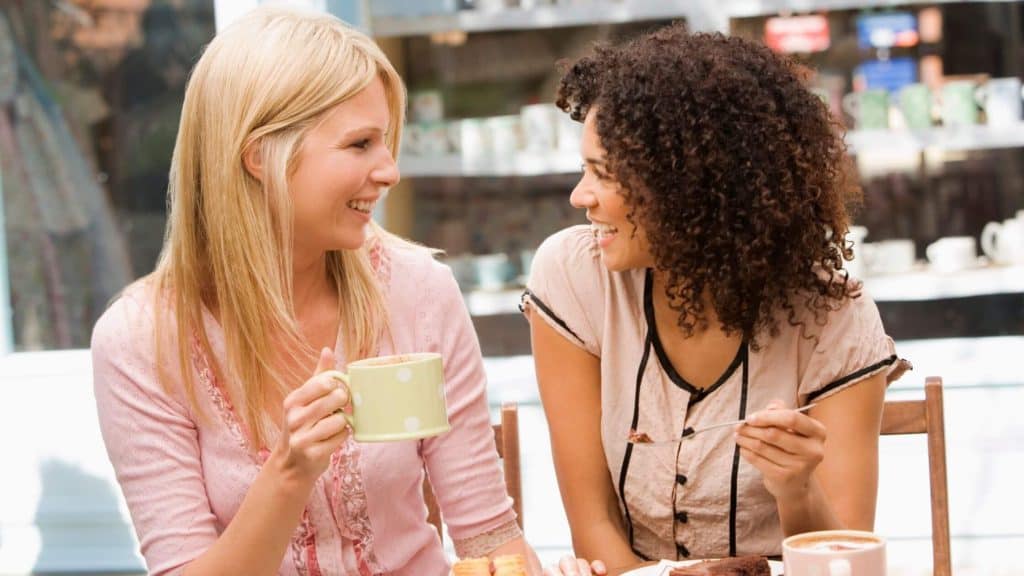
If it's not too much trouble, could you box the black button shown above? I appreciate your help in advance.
[675,511,688,523]
[676,474,687,486]
[676,542,691,558]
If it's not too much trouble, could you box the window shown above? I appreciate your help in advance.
[0,0,215,352]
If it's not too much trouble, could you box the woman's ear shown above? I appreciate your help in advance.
[243,141,264,181]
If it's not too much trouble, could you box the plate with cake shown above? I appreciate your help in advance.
[621,555,783,576]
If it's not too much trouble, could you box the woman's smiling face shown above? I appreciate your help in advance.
[569,109,654,271]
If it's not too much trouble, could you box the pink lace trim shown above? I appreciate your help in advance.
[453,519,523,559]
[190,336,251,454]
[366,236,392,288]
[291,509,322,576]
[189,337,326,576]
[328,441,383,575]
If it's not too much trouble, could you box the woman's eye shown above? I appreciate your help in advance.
[351,139,371,150]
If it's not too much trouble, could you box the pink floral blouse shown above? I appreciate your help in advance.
[91,241,520,576]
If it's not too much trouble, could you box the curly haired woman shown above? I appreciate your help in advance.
[524,26,909,575]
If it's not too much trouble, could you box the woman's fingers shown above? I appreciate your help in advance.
[590,560,607,575]
[735,432,800,468]
[746,407,826,440]
[285,386,349,433]
[736,423,822,459]
[556,555,587,576]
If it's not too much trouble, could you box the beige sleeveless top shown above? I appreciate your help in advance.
[524,225,899,561]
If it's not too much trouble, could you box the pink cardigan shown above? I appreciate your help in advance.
[91,242,519,576]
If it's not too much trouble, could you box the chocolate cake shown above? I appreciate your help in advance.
[669,556,770,576]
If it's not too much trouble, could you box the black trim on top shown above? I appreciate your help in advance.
[642,270,745,404]
[618,326,653,548]
[520,289,586,346]
[728,342,751,557]
[807,354,898,403]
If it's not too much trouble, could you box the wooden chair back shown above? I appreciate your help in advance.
[424,402,523,542]
[880,376,951,576]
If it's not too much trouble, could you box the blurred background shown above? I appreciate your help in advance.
[0,0,1021,574]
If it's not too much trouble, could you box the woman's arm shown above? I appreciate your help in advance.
[529,312,638,569]
[735,372,887,535]
[183,349,351,575]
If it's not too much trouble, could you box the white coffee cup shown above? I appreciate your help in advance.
[520,103,559,153]
[927,236,977,273]
[979,77,1023,126]
[861,239,916,276]
[981,217,1024,264]
[784,530,887,576]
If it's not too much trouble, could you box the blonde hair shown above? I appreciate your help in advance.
[151,6,406,447]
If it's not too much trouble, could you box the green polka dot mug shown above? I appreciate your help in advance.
[326,353,451,442]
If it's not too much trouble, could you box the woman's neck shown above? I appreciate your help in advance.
[292,251,333,316]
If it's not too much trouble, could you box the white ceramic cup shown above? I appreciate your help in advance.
[979,77,1023,126]
[981,217,1024,264]
[783,530,887,576]
[520,103,559,153]
[926,236,977,273]
[861,239,916,276]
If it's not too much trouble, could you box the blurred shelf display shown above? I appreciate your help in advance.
[727,0,1015,19]
[401,125,1024,177]
[370,0,714,38]
[375,0,1024,349]
[465,288,527,317]
[864,263,1024,301]
[459,263,1024,316]
[847,124,1024,154]
[370,0,1012,37]
[400,151,581,177]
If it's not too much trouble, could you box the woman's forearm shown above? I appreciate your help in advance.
[182,451,316,576]
[572,519,639,571]
[775,477,844,537]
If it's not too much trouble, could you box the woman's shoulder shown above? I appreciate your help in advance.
[530,225,605,285]
[535,224,601,263]
[92,279,163,346]
[382,238,455,288]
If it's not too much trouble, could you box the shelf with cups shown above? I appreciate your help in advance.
[454,261,1024,318]
[370,0,716,39]
[399,150,582,177]
[845,123,1024,154]
[400,124,1024,178]
[455,262,1024,318]
[863,262,1024,302]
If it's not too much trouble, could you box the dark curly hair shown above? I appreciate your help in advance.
[556,24,862,347]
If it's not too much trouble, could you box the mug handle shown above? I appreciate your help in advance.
[981,222,1002,260]
[324,370,356,428]
[828,559,852,576]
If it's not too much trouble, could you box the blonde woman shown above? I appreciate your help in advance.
[91,7,540,575]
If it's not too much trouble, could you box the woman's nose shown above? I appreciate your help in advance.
[373,152,400,188]
[569,179,596,209]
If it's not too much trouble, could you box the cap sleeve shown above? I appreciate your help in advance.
[522,226,603,356]
[798,292,899,404]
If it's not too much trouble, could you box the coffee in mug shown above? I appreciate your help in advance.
[784,530,886,576]
[325,352,450,442]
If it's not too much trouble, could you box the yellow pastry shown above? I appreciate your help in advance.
[452,557,491,576]
[493,554,527,576]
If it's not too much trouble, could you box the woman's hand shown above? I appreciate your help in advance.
[735,400,827,502]
[272,347,351,484]
[542,556,607,576]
